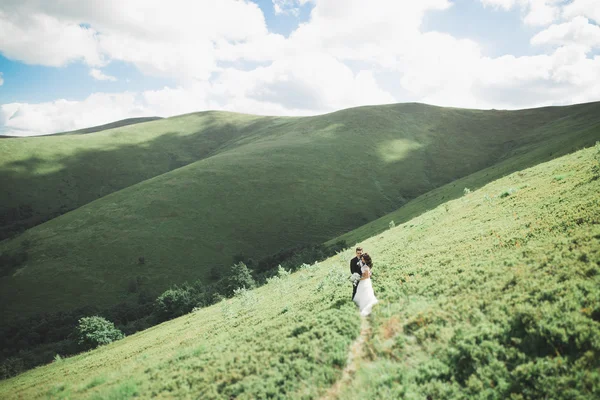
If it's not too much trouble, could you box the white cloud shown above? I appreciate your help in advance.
[89,68,117,82]
[562,0,600,23]
[479,0,562,26]
[0,11,103,67]
[213,53,395,113]
[272,0,312,16]
[531,16,600,49]
[480,0,518,10]
[0,92,143,136]
[524,0,561,26]
[0,72,3,86]
[0,0,272,79]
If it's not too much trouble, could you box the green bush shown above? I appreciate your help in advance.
[154,287,196,321]
[75,316,124,350]
[224,262,256,295]
[0,357,24,380]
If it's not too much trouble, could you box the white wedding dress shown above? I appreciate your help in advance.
[353,264,378,316]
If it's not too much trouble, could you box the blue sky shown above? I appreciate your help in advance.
[1,0,599,135]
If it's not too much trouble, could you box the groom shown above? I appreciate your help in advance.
[350,247,363,299]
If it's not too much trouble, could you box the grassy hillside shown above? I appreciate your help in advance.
[0,118,163,139]
[2,102,600,321]
[57,117,163,135]
[326,104,600,247]
[1,144,597,399]
[0,111,270,239]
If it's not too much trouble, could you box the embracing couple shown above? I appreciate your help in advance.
[350,247,378,316]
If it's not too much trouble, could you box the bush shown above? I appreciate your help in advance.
[154,287,196,321]
[0,357,24,380]
[225,262,256,295]
[75,316,124,350]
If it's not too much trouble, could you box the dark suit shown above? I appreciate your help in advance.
[350,256,362,299]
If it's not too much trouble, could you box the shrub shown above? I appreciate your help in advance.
[154,287,196,321]
[0,357,24,380]
[233,287,258,309]
[500,188,517,198]
[75,316,124,350]
[592,142,600,179]
[225,262,256,295]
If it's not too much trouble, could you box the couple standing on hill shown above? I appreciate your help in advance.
[350,247,378,316]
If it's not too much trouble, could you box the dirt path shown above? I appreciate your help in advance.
[320,317,371,400]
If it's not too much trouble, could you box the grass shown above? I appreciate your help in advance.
[326,111,600,247]
[59,117,163,135]
[0,145,598,399]
[0,111,267,240]
[1,102,600,320]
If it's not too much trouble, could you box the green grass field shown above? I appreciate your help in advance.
[1,102,600,320]
[0,142,597,399]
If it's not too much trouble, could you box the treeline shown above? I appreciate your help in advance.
[0,240,347,379]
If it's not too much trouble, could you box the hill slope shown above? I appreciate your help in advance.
[0,111,272,239]
[0,144,597,399]
[1,102,600,320]
[58,117,163,135]
[326,103,600,246]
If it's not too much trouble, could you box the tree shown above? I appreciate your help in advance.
[75,316,124,350]
[154,287,195,321]
[225,262,256,295]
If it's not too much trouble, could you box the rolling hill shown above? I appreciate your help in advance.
[1,102,600,321]
[0,144,597,399]
[0,112,271,239]
[57,117,163,135]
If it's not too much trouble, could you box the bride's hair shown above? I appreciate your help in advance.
[361,253,373,269]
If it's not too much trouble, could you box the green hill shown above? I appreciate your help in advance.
[0,112,269,239]
[1,102,600,320]
[57,117,163,135]
[0,144,597,399]
[0,117,162,139]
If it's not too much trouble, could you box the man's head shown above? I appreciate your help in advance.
[355,247,363,258]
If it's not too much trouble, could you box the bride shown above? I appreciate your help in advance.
[353,252,378,316]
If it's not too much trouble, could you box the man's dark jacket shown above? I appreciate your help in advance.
[350,256,362,299]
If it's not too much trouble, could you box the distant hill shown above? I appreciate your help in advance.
[0,117,162,139]
[58,117,163,135]
[1,102,599,320]
[1,145,597,399]
[0,112,259,239]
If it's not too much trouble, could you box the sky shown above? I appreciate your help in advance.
[0,0,599,136]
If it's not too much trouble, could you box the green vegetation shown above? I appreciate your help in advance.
[2,102,600,322]
[75,316,125,350]
[0,111,265,240]
[326,110,600,247]
[58,117,163,135]
[0,243,348,376]
[0,144,597,399]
